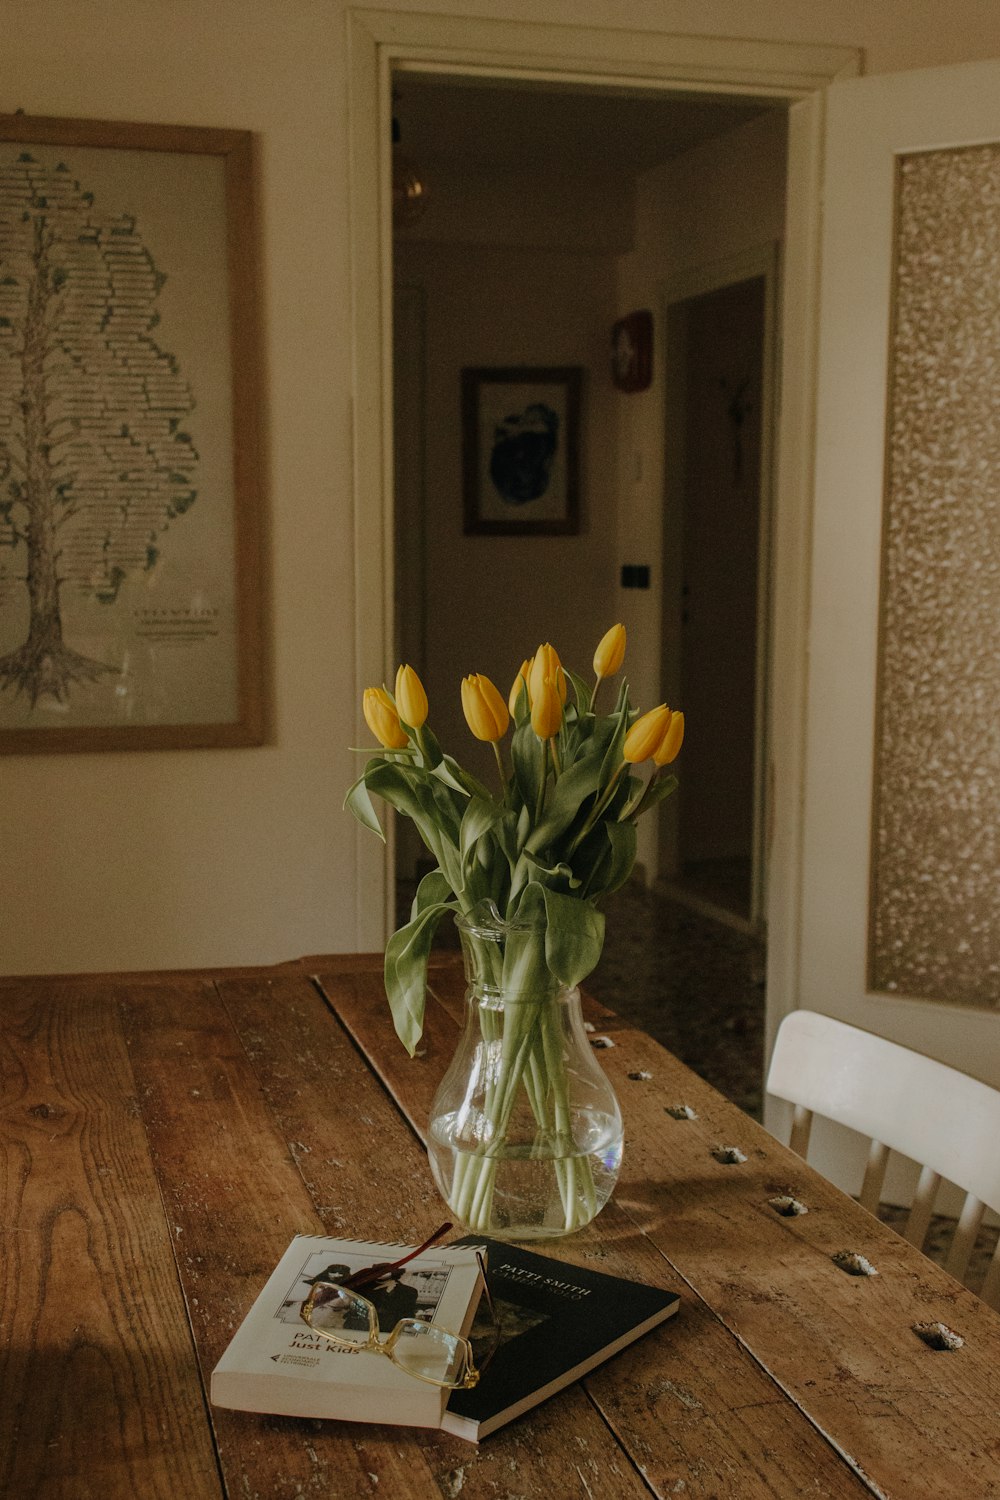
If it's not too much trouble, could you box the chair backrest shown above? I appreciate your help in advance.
[767,1009,1000,1308]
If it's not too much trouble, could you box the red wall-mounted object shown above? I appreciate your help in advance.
[611,309,653,392]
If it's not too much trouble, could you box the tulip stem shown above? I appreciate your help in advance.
[535,739,548,823]
[549,736,562,777]
[491,740,507,791]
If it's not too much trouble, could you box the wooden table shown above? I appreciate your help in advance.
[3,955,999,1499]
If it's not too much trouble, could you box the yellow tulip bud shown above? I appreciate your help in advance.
[623,703,672,764]
[462,674,510,743]
[509,658,533,715]
[593,623,626,680]
[529,643,566,706]
[653,709,684,766]
[531,675,563,739]
[363,686,408,750]
[394,663,428,729]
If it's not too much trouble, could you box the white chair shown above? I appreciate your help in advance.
[767,1009,1000,1309]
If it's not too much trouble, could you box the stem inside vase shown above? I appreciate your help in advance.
[426,905,623,1239]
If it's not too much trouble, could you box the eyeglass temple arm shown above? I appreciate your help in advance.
[342,1222,453,1291]
[473,1250,502,1376]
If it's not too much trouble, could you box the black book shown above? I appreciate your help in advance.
[442,1237,680,1442]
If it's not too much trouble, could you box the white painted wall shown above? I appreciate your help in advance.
[1,0,999,974]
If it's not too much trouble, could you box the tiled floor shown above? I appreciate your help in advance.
[588,876,767,1117]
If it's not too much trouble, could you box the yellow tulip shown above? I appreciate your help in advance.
[593,623,626,680]
[509,658,533,715]
[531,675,563,739]
[363,686,409,749]
[462,674,510,743]
[654,710,685,766]
[529,643,567,705]
[623,704,672,764]
[394,663,428,729]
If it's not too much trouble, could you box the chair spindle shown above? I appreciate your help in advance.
[859,1139,889,1214]
[945,1193,985,1283]
[904,1164,941,1251]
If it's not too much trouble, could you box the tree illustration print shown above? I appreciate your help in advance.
[0,151,198,706]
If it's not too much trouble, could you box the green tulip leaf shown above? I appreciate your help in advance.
[410,867,454,919]
[385,898,457,1055]
[598,682,632,786]
[344,773,385,841]
[566,668,593,716]
[461,795,505,866]
[364,761,465,893]
[416,724,445,770]
[599,818,638,896]
[436,754,493,801]
[511,718,543,810]
[539,884,605,988]
[510,676,530,724]
[525,750,604,853]
[522,848,581,890]
[631,771,679,816]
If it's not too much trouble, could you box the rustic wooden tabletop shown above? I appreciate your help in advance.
[2,955,998,1498]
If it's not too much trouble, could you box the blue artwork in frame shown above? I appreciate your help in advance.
[462,366,581,535]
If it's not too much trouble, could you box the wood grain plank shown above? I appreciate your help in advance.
[596,1028,1000,1499]
[121,973,477,1500]
[217,973,656,1500]
[0,980,223,1500]
[315,968,873,1498]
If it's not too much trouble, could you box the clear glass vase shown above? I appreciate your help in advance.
[426,905,624,1239]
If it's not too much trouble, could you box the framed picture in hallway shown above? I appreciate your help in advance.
[0,112,265,754]
[462,365,582,536]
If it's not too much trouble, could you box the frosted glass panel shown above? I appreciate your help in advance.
[871,143,1000,1006]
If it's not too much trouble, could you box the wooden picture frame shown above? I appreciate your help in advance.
[462,366,581,536]
[0,113,265,753]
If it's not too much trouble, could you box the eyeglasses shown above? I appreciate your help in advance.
[299,1222,499,1391]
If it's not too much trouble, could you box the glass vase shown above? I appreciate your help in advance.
[426,905,623,1239]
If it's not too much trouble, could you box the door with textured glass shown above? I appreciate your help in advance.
[795,58,1000,1195]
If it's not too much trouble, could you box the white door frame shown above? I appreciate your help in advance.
[346,8,859,1050]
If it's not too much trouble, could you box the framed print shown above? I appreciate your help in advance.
[462,366,581,536]
[0,113,264,752]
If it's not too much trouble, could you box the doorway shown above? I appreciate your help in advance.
[346,12,860,1091]
[660,257,775,931]
[390,78,780,926]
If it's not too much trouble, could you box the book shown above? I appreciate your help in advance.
[441,1238,680,1442]
[210,1233,483,1428]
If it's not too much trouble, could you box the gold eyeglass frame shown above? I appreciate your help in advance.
[298,1230,498,1392]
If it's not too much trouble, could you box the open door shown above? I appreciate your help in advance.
[789,58,1000,1196]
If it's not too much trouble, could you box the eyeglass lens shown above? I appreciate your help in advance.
[305,1285,469,1386]
[387,1319,469,1385]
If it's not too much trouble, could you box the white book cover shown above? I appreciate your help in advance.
[211,1234,483,1428]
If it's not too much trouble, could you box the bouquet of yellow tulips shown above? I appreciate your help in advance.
[347,629,683,1235]
[347,625,683,1058]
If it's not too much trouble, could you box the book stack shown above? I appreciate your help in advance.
[211,1231,680,1440]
